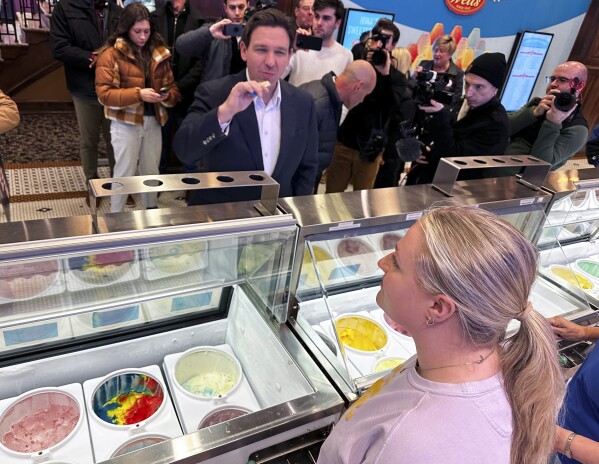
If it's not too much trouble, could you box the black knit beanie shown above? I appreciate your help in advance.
[466,52,507,89]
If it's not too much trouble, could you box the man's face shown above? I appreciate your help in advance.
[546,63,580,96]
[371,28,395,52]
[313,7,340,40]
[224,0,247,23]
[345,78,375,110]
[240,26,291,86]
[295,0,314,29]
[464,73,496,109]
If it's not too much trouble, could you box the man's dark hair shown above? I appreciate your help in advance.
[241,8,295,50]
[373,18,399,45]
[314,0,344,21]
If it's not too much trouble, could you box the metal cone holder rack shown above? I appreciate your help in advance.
[88,171,281,230]
[431,155,552,196]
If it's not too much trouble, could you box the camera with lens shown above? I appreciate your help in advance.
[244,0,278,21]
[552,76,582,112]
[413,70,454,106]
[365,32,390,67]
[358,128,387,162]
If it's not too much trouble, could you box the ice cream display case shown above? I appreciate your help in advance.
[279,165,595,401]
[536,168,599,315]
[0,202,344,464]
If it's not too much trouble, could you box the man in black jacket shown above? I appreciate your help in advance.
[406,52,509,185]
[325,18,405,193]
[300,60,376,192]
[50,0,122,205]
[152,0,204,173]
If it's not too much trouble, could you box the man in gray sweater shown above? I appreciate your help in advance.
[506,61,588,169]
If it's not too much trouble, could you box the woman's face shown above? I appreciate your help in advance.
[129,19,151,49]
[376,224,433,333]
[433,45,451,69]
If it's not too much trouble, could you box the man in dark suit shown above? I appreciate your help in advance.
[174,9,318,206]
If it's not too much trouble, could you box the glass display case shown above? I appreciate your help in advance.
[280,167,595,401]
[0,202,344,464]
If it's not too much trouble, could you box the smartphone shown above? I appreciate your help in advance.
[223,23,243,37]
[159,87,170,95]
[296,34,323,51]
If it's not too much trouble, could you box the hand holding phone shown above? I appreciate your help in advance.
[296,34,323,51]
[158,87,170,95]
[223,23,243,37]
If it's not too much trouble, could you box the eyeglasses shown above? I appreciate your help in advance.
[299,6,313,12]
[546,76,571,84]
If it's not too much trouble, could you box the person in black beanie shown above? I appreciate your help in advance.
[405,52,510,185]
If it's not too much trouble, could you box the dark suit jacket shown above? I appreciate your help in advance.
[173,71,318,205]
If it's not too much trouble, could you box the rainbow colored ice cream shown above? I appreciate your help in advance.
[95,376,163,425]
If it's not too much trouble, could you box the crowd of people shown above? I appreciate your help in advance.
[1,0,597,462]
[44,0,593,212]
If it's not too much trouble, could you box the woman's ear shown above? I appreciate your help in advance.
[427,294,456,324]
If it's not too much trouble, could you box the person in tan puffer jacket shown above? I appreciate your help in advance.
[95,2,180,212]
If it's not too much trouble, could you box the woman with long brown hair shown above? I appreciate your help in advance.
[95,2,179,212]
[318,205,564,464]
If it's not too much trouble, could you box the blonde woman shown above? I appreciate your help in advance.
[415,34,464,101]
[318,205,564,464]
[391,47,411,78]
[95,2,179,212]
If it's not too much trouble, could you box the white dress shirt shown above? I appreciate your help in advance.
[219,71,282,175]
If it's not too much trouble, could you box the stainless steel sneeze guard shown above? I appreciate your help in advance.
[432,155,551,196]
[88,170,281,222]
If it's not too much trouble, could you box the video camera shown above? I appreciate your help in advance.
[244,0,278,21]
[553,77,584,112]
[413,70,454,106]
[364,28,391,67]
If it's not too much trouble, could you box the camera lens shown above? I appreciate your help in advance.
[553,91,577,112]
[371,50,387,67]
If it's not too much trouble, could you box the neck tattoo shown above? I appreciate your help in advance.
[416,349,495,373]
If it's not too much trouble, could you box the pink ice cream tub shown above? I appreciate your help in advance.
[0,384,94,463]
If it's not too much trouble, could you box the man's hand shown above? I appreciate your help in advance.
[548,316,588,342]
[140,88,168,103]
[412,65,423,79]
[418,99,444,113]
[209,19,233,39]
[217,81,268,125]
[546,101,578,125]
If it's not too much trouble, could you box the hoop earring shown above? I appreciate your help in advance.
[426,316,435,326]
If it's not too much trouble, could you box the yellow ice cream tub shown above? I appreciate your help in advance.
[550,265,594,290]
[335,315,388,352]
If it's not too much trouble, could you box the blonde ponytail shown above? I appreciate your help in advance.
[418,205,564,464]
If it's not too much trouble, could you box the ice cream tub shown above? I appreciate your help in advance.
[163,344,261,434]
[332,237,381,279]
[549,264,594,291]
[198,404,253,430]
[71,304,145,336]
[0,317,72,351]
[110,433,170,458]
[0,259,65,303]
[83,365,182,463]
[66,250,140,291]
[374,232,405,255]
[335,314,388,353]
[299,244,336,288]
[372,356,406,374]
[142,241,207,281]
[575,259,599,282]
[0,384,93,463]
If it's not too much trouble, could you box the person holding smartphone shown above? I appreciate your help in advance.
[95,2,179,212]
[175,0,249,85]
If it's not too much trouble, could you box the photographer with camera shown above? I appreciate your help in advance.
[506,61,588,170]
[414,35,464,104]
[326,18,412,193]
[174,0,249,85]
[405,52,509,185]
